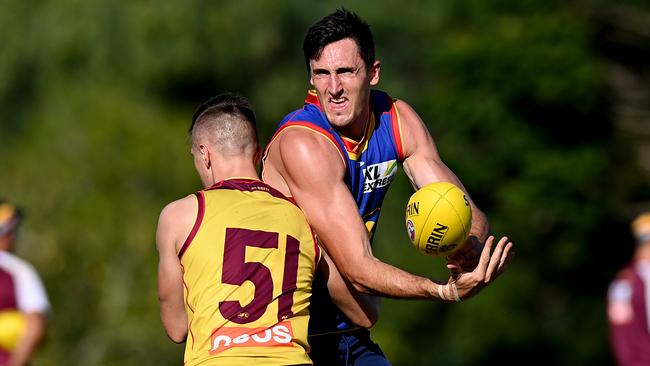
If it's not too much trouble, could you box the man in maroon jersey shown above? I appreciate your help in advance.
[0,201,50,366]
[607,212,650,365]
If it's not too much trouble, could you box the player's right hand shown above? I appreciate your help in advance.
[446,236,483,272]
[446,235,513,301]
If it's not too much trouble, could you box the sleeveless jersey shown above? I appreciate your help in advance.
[262,90,405,335]
[179,178,321,366]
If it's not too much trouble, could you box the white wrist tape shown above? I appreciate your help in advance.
[451,283,461,302]
[438,284,446,301]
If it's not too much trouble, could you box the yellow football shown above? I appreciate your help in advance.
[0,310,27,351]
[405,182,472,257]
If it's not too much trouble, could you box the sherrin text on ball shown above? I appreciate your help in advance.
[405,182,472,257]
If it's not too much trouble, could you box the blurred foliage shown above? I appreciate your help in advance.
[0,0,648,365]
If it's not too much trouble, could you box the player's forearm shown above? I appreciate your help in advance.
[157,251,187,342]
[342,255,444,301]
[469,205,490,243]
[8,313,45,366]
[159,300,188,343]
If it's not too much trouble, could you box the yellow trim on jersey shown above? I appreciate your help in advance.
[340,112,376,161]
[267,125,347,168]
[393,100,406,159]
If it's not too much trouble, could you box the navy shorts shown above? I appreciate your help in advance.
[308,329,391,366]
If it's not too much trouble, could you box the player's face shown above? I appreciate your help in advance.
[309,38,380,138]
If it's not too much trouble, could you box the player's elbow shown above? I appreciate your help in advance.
[355,304,379,328]
[160,306,188,343]
[166,327,188,344]
[23,312,47,346]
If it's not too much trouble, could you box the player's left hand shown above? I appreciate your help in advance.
[444,235,513,301]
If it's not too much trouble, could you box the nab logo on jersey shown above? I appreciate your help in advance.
[363,160,397,193]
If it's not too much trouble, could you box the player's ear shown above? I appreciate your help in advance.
[369,60,381,86]
[308,63,315,86]
[199,144,211,169]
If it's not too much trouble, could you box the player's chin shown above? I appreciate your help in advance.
[324,110,350,124]
[326,116,349,128]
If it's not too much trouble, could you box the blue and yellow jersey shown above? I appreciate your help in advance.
[262,90,404,334]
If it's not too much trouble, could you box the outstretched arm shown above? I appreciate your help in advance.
[269,127,508,301]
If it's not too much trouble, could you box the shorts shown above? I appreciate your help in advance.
[308,328,391,366]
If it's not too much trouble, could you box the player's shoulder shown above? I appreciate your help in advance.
[608,266,637,298]
[156,194,200,252]
[0,252,46,293]
[271,126,347,184]
[278,125,343,160]
[158,194,199,228]
[278,101,326,130]
[615,265,638,282]
[0,251,34,273]
[393,99,422,125]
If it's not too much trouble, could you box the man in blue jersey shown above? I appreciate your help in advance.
[262,8,513,366]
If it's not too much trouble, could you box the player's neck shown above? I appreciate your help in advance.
[0,236,12,251]
[635,243,650,261]
[210,159,259,185]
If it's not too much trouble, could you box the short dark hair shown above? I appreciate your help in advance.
[190,92,257,134]
[190,93,259,157]
[303,8,375,74]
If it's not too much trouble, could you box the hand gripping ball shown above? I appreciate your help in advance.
[405,182,472,257]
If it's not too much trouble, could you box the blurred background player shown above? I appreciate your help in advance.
[0,201,50,366]
[607,212,650,365]
[156,93,372,365]
[262,8,513,366]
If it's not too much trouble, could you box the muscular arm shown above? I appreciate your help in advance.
[156,197,195,343]
[271,128,444,299]
[267,113,511,302]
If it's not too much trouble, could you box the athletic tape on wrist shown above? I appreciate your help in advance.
[451,283,461,302]
[437,284,446,301]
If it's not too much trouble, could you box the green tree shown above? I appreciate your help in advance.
[0,1,647,365]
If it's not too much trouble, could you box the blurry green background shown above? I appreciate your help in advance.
[1,0,649,365]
